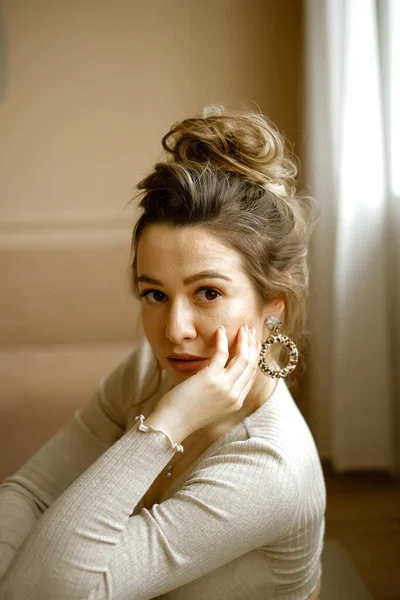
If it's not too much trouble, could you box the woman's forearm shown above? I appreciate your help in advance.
[0,422,177,599]
[0,483,42,579]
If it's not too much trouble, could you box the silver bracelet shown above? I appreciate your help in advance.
[135,415,184,452]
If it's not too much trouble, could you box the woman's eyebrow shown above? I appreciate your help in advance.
[183,271,232,285]
[137,270,232,286]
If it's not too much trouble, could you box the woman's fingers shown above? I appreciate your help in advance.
[164,324,260,434]
[232,329,260,403]
[225,325,254,381]
[207,326,230,373]
[208,324,260,405]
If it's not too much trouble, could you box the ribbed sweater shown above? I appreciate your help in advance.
[0,338,326,599]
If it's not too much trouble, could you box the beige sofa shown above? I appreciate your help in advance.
[0,238,141,481]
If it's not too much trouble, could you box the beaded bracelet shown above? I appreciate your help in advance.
[135,415,184,452]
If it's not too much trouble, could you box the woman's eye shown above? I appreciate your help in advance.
[140,290,167,303]
[196,287,221,302]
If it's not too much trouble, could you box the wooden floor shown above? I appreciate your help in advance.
[323,462,400,600]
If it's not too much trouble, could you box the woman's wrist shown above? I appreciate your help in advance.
[143,405,190,446]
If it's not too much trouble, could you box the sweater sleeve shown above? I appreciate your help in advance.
[0,339,152,580]
[0,419,300,600]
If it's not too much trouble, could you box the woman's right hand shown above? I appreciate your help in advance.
[152,324,260,440]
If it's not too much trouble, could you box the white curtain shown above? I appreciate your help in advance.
[304,0,400,473]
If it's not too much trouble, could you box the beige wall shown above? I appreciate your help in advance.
[1,0,302,226]
[0,0,303,479]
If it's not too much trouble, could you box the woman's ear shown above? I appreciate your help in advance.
[262,297,285,322]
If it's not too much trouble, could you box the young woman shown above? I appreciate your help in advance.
[0,107,326,599]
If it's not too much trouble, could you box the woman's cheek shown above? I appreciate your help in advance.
[222,310,252,356]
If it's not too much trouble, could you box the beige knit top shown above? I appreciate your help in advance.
[0,338,326,599]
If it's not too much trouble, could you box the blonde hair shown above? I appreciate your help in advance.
[130,106,319,387]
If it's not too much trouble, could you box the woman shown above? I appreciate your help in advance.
[0,107,325,599]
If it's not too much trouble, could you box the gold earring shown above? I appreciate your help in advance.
[258,316,299,379]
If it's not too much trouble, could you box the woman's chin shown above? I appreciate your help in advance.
[168,368,196,385]
[164,361,207,385]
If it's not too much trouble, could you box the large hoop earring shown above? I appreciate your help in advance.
[258,316,299,379]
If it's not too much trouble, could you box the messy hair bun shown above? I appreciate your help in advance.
[161,105,298,201]
[131,106,319,388]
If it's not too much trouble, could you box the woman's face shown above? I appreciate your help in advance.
[136,224,281,386]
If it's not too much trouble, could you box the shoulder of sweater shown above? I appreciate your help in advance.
[238,378,322,473]
[181,380,300,475]
[100,337,157,401]
[89,337,159,430]
[243,379,310,442]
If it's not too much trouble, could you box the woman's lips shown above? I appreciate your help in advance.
[167,357,210,373]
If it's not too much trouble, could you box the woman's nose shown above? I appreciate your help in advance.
[165,301,197,344]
